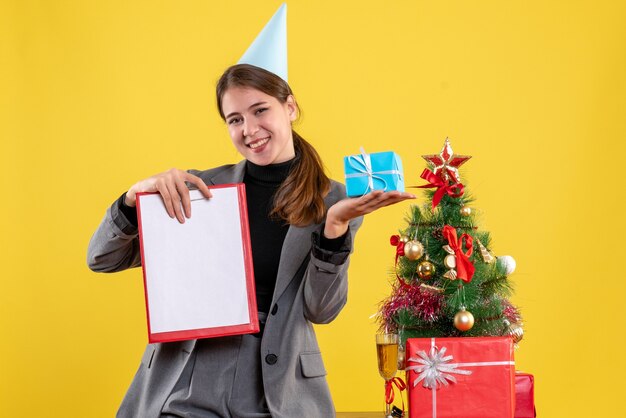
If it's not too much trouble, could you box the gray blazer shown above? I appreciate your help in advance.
[87,160,363,418]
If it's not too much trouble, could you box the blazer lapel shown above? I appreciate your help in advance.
[271,222,320,303]
[209,160,246,185]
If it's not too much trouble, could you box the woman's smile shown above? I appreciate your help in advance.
[247,136,270,150]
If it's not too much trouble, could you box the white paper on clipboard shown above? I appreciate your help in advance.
[136,185,257,342]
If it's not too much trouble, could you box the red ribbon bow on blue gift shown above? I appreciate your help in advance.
[442,225,475,283]
[418,168,465,209]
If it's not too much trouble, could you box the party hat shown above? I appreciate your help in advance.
[238,3,288,81]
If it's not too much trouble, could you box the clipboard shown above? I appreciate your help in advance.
[136,184,258,343]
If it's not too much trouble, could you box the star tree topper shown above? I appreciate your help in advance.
[422,138,472,183]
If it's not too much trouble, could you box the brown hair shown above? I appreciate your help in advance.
[216,64,330,226]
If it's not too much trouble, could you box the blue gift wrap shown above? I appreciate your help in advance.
[343,149,405,197]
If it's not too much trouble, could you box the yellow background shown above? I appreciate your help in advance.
[2,0,625,416]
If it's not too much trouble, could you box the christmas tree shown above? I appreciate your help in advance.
[378,139,523,351]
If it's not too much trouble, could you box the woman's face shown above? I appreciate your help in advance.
[221,86,297,166]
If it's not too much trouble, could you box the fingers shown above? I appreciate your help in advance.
[379,195,414,208]
[150,170,213,223]
[180,173,212,220]
[155,178,176,220]
[184,173,213,200]
[382,191,416,205]
[375,192,415,207]
[176,178,192,220]
[166,180,186,223]
[327,190,415,224]
[132,169,210,224]
[156,178,185,223]
[153,170,185,223]
[356,190,384,205]
[357,191,416,213]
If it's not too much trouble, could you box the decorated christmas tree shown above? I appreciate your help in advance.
[378,139,523,354]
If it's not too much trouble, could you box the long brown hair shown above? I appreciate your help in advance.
[216,64,330,226]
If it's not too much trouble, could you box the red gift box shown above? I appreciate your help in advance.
[515,372,535,417]
[405,336,515,418]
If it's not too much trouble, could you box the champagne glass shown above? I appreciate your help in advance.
[376,333,399,417]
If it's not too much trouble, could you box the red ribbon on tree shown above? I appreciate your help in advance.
[418,168,465,209]
[390,235,405,262]
[442,225,475,282]
[385,376,406,412]
[390,235,411,288]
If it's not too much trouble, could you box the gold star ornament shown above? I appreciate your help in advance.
[422,138,472,183]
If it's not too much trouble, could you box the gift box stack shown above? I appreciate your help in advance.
[515,372,536,418]
[360,139,535,417]
[405,337,535,418]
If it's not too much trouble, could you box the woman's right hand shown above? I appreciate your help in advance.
[124,168,212,224]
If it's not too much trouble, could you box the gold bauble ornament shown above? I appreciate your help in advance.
[404,240,425,261]
[400,235,410,243]
[443,254,456,269]
[454,308,475,331]
[460,206,472,217]
[417,260,435,280]
[508,322,524,344]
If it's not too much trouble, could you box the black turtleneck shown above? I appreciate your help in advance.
[243,159,293,313]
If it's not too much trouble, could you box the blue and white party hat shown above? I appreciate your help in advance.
[238,3,288,81]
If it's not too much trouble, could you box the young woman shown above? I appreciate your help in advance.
[88,64,414,418]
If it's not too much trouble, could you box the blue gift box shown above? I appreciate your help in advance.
[343,149,405,197]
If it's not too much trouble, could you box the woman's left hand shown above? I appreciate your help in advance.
[324,190,416,238]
